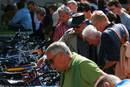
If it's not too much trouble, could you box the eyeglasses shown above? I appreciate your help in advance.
[45,53,58,65]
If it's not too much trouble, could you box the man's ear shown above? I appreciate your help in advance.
[104,82,111,87]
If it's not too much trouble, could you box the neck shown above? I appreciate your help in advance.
[65,56,72,71]
[102,21,111,32]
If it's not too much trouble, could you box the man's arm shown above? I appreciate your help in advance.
[9,10,21,25]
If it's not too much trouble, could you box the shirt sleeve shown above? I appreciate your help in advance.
[80,60,102,85]
[126,17,130,31]
[9,10,21,25]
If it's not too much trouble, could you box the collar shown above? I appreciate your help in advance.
[104,22,114,30]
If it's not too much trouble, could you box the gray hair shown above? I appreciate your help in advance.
[58,5,71,14]
[82,25,101,39]
[94,74,121,87]
[45,41,72,55]
[67,0,78,6]
[91,10,109,24]
[36,7,46,16]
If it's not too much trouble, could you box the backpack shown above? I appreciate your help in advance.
[111,25,130,79]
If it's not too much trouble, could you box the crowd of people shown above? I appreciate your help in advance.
[1,0,130,87]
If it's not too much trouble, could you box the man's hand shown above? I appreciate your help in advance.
[102,60,117,70]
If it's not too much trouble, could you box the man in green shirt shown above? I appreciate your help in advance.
[38,41,107,87]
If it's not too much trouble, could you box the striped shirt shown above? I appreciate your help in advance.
[53,22,69,41]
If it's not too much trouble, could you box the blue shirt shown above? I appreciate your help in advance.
[115,79,130,87]
[98,23,128,67]
[10,8,32,30]
[120,12,130,31]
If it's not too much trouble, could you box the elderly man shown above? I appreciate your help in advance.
[31,7,46,40]
[82,25,101,45]
[82,25,101,64]
[91,10,129,74]
[53,5,71,41]
[59,12,93,60]
[41,41,106,87]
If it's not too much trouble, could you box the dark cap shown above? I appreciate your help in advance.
[69,12,85,27]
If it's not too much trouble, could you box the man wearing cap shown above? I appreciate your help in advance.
[42,41,106,87]
[59,12,91,58]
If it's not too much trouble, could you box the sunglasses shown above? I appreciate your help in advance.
[45,53,58,65]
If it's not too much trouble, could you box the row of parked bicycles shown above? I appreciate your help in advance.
[0,30,60,86]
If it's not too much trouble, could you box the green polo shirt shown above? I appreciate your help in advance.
[61,52,102,87]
